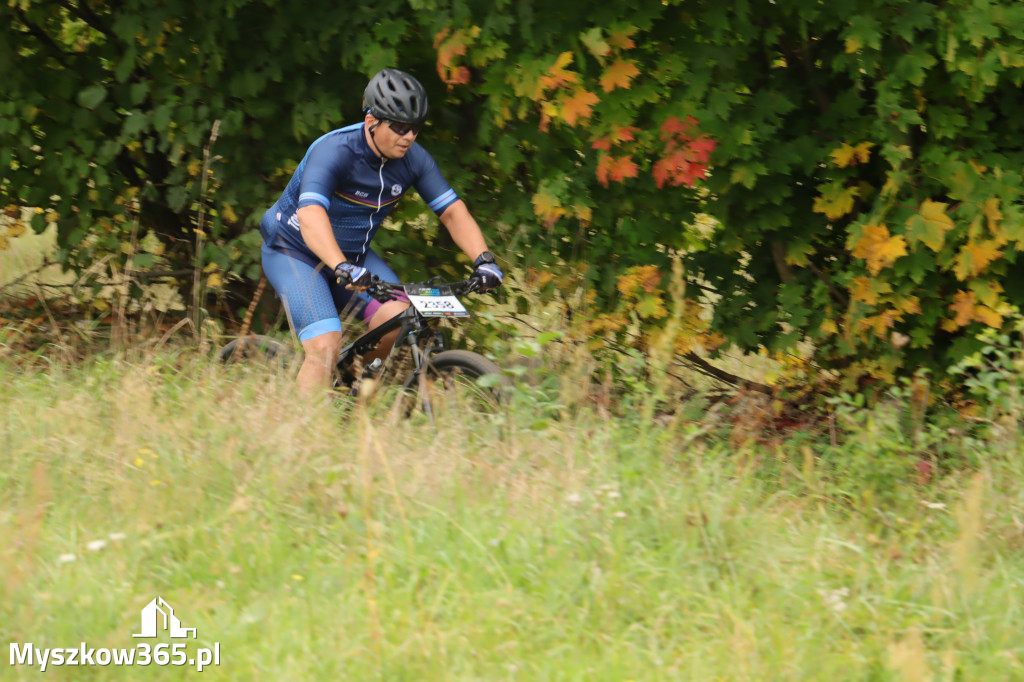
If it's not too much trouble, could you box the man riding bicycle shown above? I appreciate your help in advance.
[258,68,503,395]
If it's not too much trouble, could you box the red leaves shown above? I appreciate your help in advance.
[596,154,639,187]
[651,116,716,188]
[593,127,641,186]
[590,118,716,188]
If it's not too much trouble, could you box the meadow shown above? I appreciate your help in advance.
[4,228,1024,680]
[2,345,1023,681]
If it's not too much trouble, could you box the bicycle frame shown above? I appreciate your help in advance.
[335,304,443,381]
[333,277,479,388]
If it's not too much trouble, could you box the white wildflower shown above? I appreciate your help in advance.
[818,587,850,614]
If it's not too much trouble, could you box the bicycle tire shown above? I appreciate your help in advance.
[401,349,506,417]
[217,335,297,368]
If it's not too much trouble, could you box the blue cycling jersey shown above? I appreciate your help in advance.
[260,122,459,262]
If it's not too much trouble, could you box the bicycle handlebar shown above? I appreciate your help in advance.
[364,275,485,302]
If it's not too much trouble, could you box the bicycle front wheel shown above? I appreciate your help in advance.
[401,349,506,417]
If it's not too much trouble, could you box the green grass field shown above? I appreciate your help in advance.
[2,351,1023,680]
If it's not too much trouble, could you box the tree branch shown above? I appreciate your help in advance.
[805,259,849,308]
[680,352,773,394]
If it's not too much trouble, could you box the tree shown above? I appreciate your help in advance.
[0,0,436,312]
[6,0,1024,390]
[424,0,1024,388]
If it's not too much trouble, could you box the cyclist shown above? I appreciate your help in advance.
[258,68,503,395]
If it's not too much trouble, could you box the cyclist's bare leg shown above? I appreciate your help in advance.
[364,299,410,365]
[298,331,343,395]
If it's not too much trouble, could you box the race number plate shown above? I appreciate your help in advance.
[405,287,470,317]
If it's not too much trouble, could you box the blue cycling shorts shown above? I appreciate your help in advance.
[260,239,407,342]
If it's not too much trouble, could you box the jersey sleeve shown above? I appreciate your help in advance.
[411,146,459,215]
[297,135,353,210]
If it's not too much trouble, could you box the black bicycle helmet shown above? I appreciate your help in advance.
[363,68,429,125]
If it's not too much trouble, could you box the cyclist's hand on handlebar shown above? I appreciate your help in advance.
[472,252,503,290]
[335,261,372,289]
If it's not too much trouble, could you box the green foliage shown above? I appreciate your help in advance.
[428,0,1024,390]
[6,0,1024,390]
[950,312,1024,431]
[0,0,440,301]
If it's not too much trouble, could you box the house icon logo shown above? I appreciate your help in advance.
[132,597,197,639]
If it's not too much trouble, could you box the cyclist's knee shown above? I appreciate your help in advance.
[301,331,342,364]
[368,300,409,330]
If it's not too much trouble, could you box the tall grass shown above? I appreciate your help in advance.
[2,350,1023,680]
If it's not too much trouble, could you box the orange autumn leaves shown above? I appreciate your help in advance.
[847,198,1009,336]
[510,31,715,223]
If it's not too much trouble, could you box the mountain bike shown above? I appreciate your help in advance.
[217,275,506,418]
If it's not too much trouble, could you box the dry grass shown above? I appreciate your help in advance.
[1,348,1023,679]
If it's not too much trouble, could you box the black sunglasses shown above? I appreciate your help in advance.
[387,121,422,137]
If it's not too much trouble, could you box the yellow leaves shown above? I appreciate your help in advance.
[830,141,875,168]
[943,290,1003,330]
[812,182,859,220]
[954,240,1002,280]
[219,202,238,224]
[851,223,907,274]
[905,199,954,252]
[531,191,566,226]
[600,60,640,92]
[856,310,900,337]
[850,276,892,305]
[538,51,578,95]
[616,264,662,297]
[572,204,593,224]
[984,197,1002,235]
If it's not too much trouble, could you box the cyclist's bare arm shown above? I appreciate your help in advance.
[297,205,346,268]
[439,200,490,262]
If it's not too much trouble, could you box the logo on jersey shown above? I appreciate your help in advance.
[355,190,369,198]
[391,184,403,197]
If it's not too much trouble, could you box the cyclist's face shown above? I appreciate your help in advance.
[366,115,419,159]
